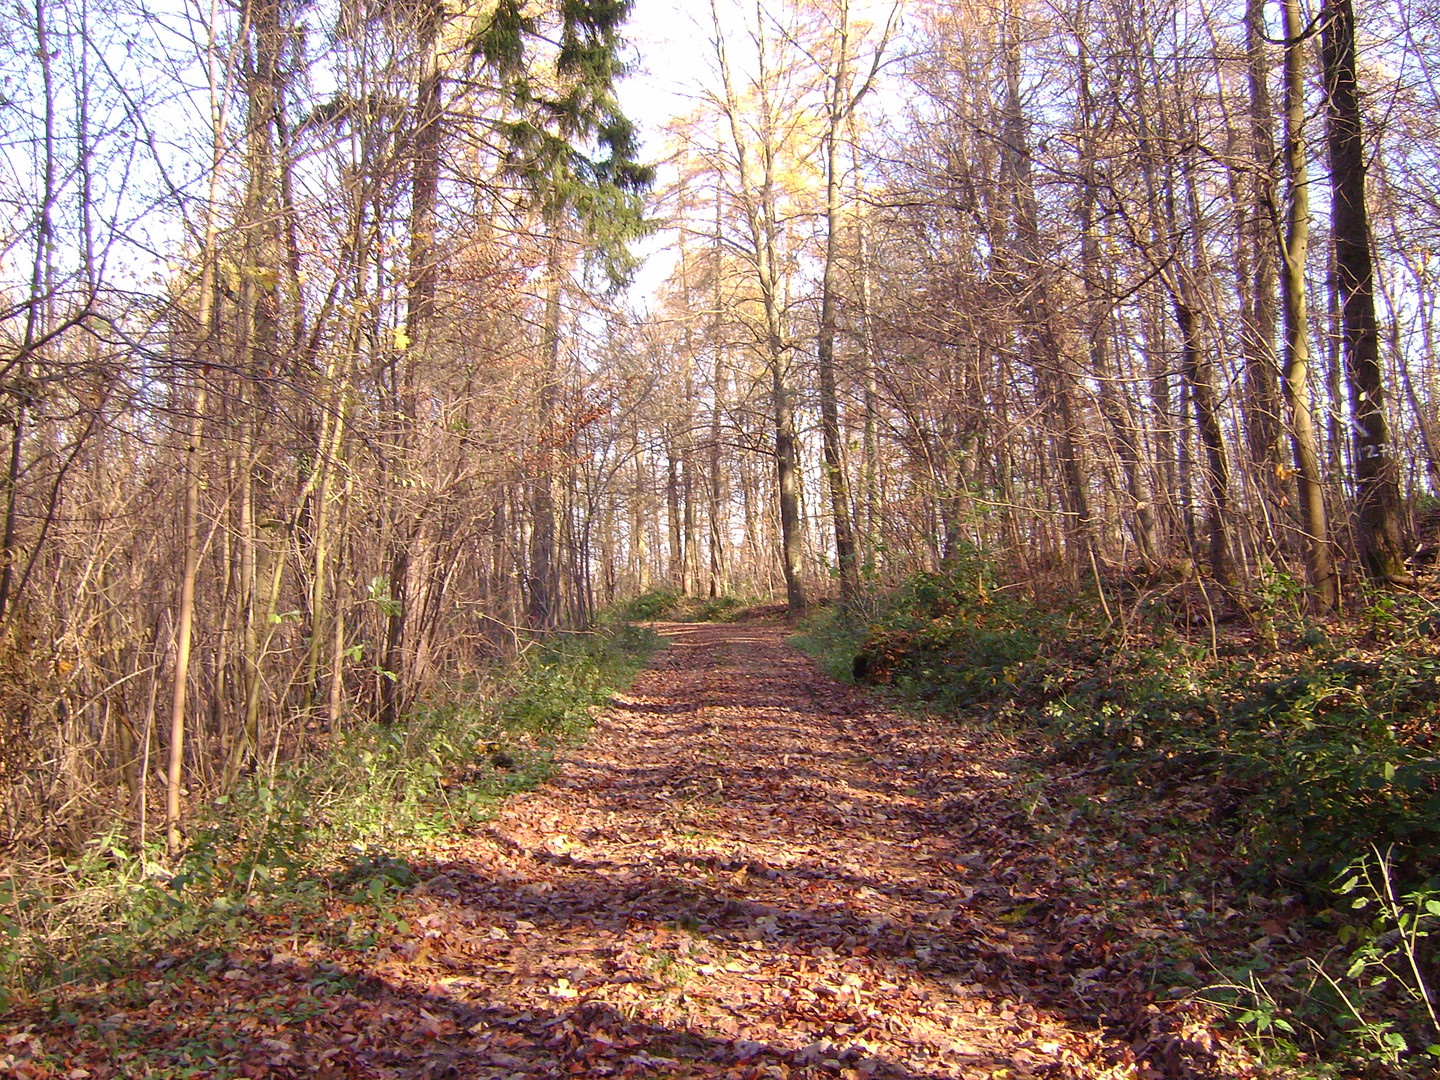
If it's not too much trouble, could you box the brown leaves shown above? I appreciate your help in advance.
[2,621,1264,1080]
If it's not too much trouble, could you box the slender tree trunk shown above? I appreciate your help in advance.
[683,437,698,595]
[666,432,682,586]
[713,0,804,611]
[708,351,727,597]
[303,373,348,712]
[166,0,229,852]
[633,435,650,592]
[818,0,859,605]
[772,332,805,613]
[1279,0,1337,608]
[328,466,353,731]
[1325,241,1347,480]
[529,232,563,628]
[235,420,258,770]
[0,0,61,626]
[1243,0,1285,516]
[857,205,879,560]
[167,386,205,855]
[708,182,728,598]
[1147,51,1232,581]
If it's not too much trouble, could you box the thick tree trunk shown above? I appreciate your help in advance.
[383,0,445,715]
[1322,0,1411,582]
[229,7,285,770]
[403,0,443,356]
[1172,281,1234,584]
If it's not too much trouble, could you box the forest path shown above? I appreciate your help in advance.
[15,621,1229,1079]
[348,619,1188,1079]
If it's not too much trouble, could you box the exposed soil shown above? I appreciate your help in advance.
[3,621,1249,1079]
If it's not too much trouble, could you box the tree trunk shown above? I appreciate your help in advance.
[666,432,682,587]
[165,0,230,851]
[708,350,727,598]
[818,0,859,606]
[712,0,804,612]
[167,384,205,855]
[1321,0,1411,582]
[529,234,563,628]
[1172,279,1234,584]
[633,434,650,592]
[1279,0,1337,609]
[773,342,805,613]
[382,0,445,716]
[708,183,728,599]
[857,204,879,563]
[1243,0,1286,518]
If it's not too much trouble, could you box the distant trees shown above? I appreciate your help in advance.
[633,0,1439,619]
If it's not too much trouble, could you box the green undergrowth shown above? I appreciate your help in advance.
[0,622,659,1007]
[792,556,1440,1073]
[610,585,764,623]
[794,553,1440,886]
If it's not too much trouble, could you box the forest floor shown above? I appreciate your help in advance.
[4,619,1273,1079]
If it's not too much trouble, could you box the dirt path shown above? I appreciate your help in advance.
[14,622,1229,1079]
[351,621,1183,1079]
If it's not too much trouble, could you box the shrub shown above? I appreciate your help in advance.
[793,561,1440,887]
[609,587,684,622]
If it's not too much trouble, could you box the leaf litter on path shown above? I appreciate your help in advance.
[3,622,1257,1079]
